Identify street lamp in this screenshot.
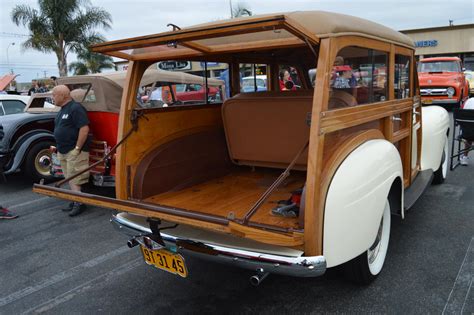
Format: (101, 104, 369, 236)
(6, 42, 15, 73)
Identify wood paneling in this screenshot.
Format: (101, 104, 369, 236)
(33, 183, 304, 247)
(320, 100, 413, 134)
(145, 168, 305, 230)
(304, 38, 331, 256)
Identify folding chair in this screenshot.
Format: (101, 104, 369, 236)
(450, 108, 474, 170)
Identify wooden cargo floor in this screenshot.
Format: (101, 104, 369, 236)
(144, 169, 306, 230)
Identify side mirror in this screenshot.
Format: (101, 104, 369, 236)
(284, 80, 294, 90)
(462, 67, 466, 72)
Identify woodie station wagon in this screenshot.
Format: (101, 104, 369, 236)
(34, 11, 450, 285)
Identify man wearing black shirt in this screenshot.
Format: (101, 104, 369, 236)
(52, 85, 90, 216)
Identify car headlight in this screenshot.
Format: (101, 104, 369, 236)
(465, 73, 472, 80)
(447, 87, 455, 96)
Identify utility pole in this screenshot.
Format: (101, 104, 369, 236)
(43, 70, 47, 78)
(229, 0, 233, 18)
(6, 42, 15, 71)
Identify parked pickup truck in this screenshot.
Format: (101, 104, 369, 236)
(34, 11, 449, 285)
(418, 56, 469, 107)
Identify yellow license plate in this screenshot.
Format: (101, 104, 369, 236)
(423, 99, 433, 104)
(140, 246, 188, 277)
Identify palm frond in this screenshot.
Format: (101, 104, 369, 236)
(11, 5, 38, 26)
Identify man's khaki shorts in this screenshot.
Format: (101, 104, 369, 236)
(57, 149, 90, 185)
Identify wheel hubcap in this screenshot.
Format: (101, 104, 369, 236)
(368, 217, 383, 264)
(35, 149, 52, 176)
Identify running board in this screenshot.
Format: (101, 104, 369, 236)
(404, 170, 433, 210)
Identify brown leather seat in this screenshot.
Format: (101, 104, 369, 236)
(222, 90, 313, 170)
(328, 89, 358, 109)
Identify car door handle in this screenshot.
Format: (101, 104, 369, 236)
(392, 116, 402, 122)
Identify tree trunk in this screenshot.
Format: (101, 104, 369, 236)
(58, 57, 68, 77)
(57, 36, 68, 77)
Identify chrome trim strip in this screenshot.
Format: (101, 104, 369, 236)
(111, 214, 326, 278)
(422, 99, 459, 104)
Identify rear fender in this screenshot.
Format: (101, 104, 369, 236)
(420, 106, 450, 172)
(323, 140, 403, 268)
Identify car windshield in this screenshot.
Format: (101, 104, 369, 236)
(417, 61, 460, 73)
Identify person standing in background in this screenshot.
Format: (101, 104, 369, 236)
(52, 85, 90, 216)
(28, 80, 38, 95)
(460, 97, 474, 165)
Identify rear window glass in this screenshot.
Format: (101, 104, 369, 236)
(329, 46, 388, 109)
(138, 61, 227, 109)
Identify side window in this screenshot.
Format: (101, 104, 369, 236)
(278, 65, 302, 91)
(66, 84, 96, 103)
(139, 61, 227, 108)
(395, 55, 411, 99)
(240, 63, 268, 93)
(2, 100, 26, 115)
(329, 46, 388, 109)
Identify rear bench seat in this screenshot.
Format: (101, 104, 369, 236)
(222, 90, 313, 170)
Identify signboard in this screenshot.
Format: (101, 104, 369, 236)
(157, 61, 191, 71)
(200, 62, 220, 68)
(414, 40, 438, 48)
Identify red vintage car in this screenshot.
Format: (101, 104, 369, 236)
(418, 57, 469, 107)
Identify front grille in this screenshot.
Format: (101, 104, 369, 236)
(420, 86, 455, 96)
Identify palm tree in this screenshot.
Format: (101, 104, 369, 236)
(230, 1, 252, 18)
(11, 0, 112, 77)
(69, 46, 115, 75)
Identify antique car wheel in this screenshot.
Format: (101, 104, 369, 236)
(24, 141, 55, 182)
(432, 136, 448, 185)
(344, 198, 391, 284)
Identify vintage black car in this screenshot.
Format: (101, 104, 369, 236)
(0, 94, 57, 181)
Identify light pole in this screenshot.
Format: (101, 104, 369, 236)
(6, 42, 15, 73)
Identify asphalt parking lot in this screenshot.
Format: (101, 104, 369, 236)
(1, 147, 473, 314)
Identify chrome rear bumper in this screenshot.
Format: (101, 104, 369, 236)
(111, 213, 326, 278)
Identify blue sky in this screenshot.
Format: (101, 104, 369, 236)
(1, 0, 473, 83)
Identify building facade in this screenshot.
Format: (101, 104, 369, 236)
(401, 24, 474, 70)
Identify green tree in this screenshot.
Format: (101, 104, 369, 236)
(231, 2, 252, 18)
(11, 0, 112, 77)
(69, 46, 115, 75)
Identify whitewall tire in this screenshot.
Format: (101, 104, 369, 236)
(344, 198, 391, 284)
(432, 135, 448, 185)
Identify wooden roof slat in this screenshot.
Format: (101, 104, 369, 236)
(283, 16, 320, 46)
(91, 16, 288, 54)
(91, 14, 320, 60)
(180, 41, 213, 53)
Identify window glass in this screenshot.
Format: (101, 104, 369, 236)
(139, 61, 227, 108)
(278, 65, 302, 91)
(395, 55, 411, 99)
(239, 64, 268, 93)
(65, 84, 96, 103)
(417, 61, 460, 73)
(329, 46, 388, 109)
(1, 100, 26, 115)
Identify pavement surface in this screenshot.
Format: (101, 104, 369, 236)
(1, 133, 473, 314)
